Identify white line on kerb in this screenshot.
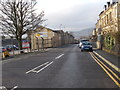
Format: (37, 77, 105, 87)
(26, 62, 49, 74)
(36, 61, 53, 73)
(55, 54, 64, 59)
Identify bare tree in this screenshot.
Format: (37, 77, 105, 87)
(0, 0, 45, 50)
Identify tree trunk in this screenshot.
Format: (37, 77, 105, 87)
(17, 38, 24, 53)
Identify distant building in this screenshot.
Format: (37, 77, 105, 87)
(29, 26, 74, 50)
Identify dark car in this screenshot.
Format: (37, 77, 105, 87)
(2, 47, 7, 52)
(78, 39, 89, 48)
(81, 42, 93, 52)
(6, 45, 19, 51)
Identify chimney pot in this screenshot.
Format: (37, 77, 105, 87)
(111, 0, 118, 4)
(104, 5, 107, 10)
(107, 2, 111, 7)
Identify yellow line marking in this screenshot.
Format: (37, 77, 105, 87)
(93, 51, 120, 73)
(91, 52, 120, 81)
(89, 52, 120, 87)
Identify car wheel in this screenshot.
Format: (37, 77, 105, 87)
(5, 55, 9, 58)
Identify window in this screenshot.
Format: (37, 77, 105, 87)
(109, 12, 112, 21)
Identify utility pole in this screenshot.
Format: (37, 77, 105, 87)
(41, 37, 44, 51)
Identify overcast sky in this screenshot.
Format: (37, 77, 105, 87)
(35, 0, 110, 31)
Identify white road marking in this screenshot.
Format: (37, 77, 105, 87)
(31, 70, 38, 73)
(11, 86, 18, 90)
(55, 54, 64, 59)
(0, 86, 18, 90)
(26, 62, 49, 74)
(0, 86, 7, 90)
(36, 61, 54, 73)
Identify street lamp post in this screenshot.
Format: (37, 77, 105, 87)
(41, 37, 44, 51)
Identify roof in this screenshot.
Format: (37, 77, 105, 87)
(52, 30, 64, 33)
(99, 2, 119, 16)
(99, 11, 104, 16)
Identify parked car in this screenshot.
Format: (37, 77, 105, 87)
(2, 47, 7, 52)
(81, 42, 93, 52)
(6, 45, 19, 51)
(0, 47, 10, 58)
(78, 39, 89, 48)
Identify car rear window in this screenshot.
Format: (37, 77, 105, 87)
(82, 43, 91, 45)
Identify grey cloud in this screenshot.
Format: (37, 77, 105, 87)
(44, 1, 106, 31)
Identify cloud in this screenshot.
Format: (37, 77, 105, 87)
(35, 0, 108, 31)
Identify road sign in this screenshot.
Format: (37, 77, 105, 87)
(22, 40, 30, 49)
(35, 32, 48, 38)
(35, 33, 41, 37)
(40, 35, 48, 37)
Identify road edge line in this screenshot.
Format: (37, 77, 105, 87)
(91, 52, 120, 81)
(93, 51, 120, 72)
(90, 52, 120, 87)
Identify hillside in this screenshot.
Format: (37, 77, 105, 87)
(71, 28, 94, 39)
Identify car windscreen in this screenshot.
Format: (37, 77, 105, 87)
(82, 43, 91, 45)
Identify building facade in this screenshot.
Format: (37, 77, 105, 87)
(30, 26, 75, 50)
(96, 1, 120, 54)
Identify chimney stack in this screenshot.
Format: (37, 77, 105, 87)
(107, 2, 111, 7)
(104, 5, 107, 10)
(111, 0, 119, 4)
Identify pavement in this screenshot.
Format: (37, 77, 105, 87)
(1, 44, 119, 89)
(94, 49, 120, 68)
(1, 48, 52, 63)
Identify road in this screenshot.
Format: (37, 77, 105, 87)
(2, 44, 119, 89)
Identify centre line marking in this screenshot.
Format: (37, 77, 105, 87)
(26, 62, 49, 74)
(11, 86, 18, 90)
(36, 61, 53, 73)
(55, 54, 64, 59)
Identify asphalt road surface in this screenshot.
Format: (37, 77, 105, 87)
(2, 44, 119, 88)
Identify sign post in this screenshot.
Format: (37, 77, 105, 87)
(35, 33, 40, 51)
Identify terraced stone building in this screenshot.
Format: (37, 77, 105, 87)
(95, 0, 120, 55)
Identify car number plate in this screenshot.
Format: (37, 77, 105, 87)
(85, 48, 89, 49)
